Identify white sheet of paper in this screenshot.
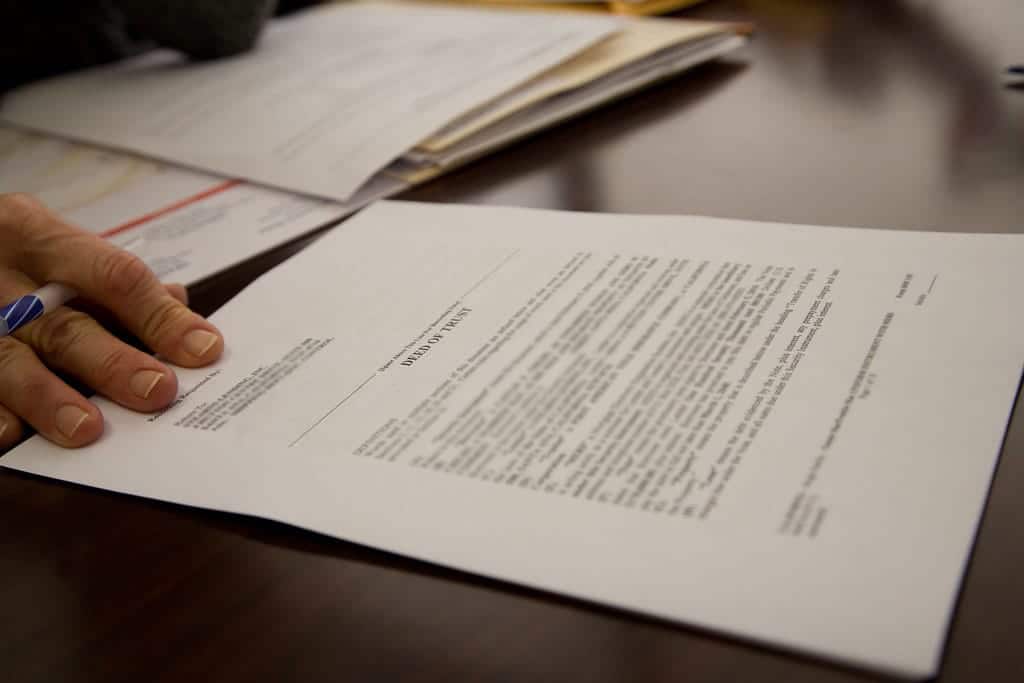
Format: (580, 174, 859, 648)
(5, 201, 1022, 678)
(0, 126, 405, 285)
(0, 3, 618, 201)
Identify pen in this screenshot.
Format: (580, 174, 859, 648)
(0, 283, 78, 338)
(1007, 65, 1024, 89)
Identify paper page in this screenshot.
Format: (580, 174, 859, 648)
(1, 3, 618, 202)
(0, 126, 405, 285)
(5, 201, 1023, 678)
(419, 17, 726, 151)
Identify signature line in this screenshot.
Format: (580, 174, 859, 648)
(460, 249, 521, 300)
(289, 372, 378, 447)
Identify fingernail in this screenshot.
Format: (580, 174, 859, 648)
(0, 418, 8, 441)
(130, 369, 165, 399)
(56, 405, 90, 439)
(183, 330, 220, 359)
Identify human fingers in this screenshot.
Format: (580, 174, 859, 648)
(166, 283, 188, 306)
(1, 269, 180, 413)
(4, 194, 223, 368)
(0, 336, 102, 448)
(0, 403, 24, 451)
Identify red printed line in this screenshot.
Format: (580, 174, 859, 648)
(100, 179, 242, 238)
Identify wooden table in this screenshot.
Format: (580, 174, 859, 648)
(3, 1, 1022, 680)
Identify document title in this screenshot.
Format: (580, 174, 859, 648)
(400, 307, 473, 367)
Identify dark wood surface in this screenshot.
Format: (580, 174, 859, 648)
(3, 1, 1022, 681)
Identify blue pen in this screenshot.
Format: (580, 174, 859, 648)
(1006, 65, 1024, 89)
(0, 283, 78, 338)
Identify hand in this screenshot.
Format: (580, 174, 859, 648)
(0, 193, 224, 451)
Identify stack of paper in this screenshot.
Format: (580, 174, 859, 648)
(402, 14, 745, 174)
(1, 2, 747, 205)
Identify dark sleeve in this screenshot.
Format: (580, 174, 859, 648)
(0, 1, 135, 92)
(115, 0, 278, 61)
(1, 0, 283, 92)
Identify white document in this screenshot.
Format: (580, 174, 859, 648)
(5, 201, 1023, 679)
(0, 126, 403, 285)
(1, 3, 618, 201)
